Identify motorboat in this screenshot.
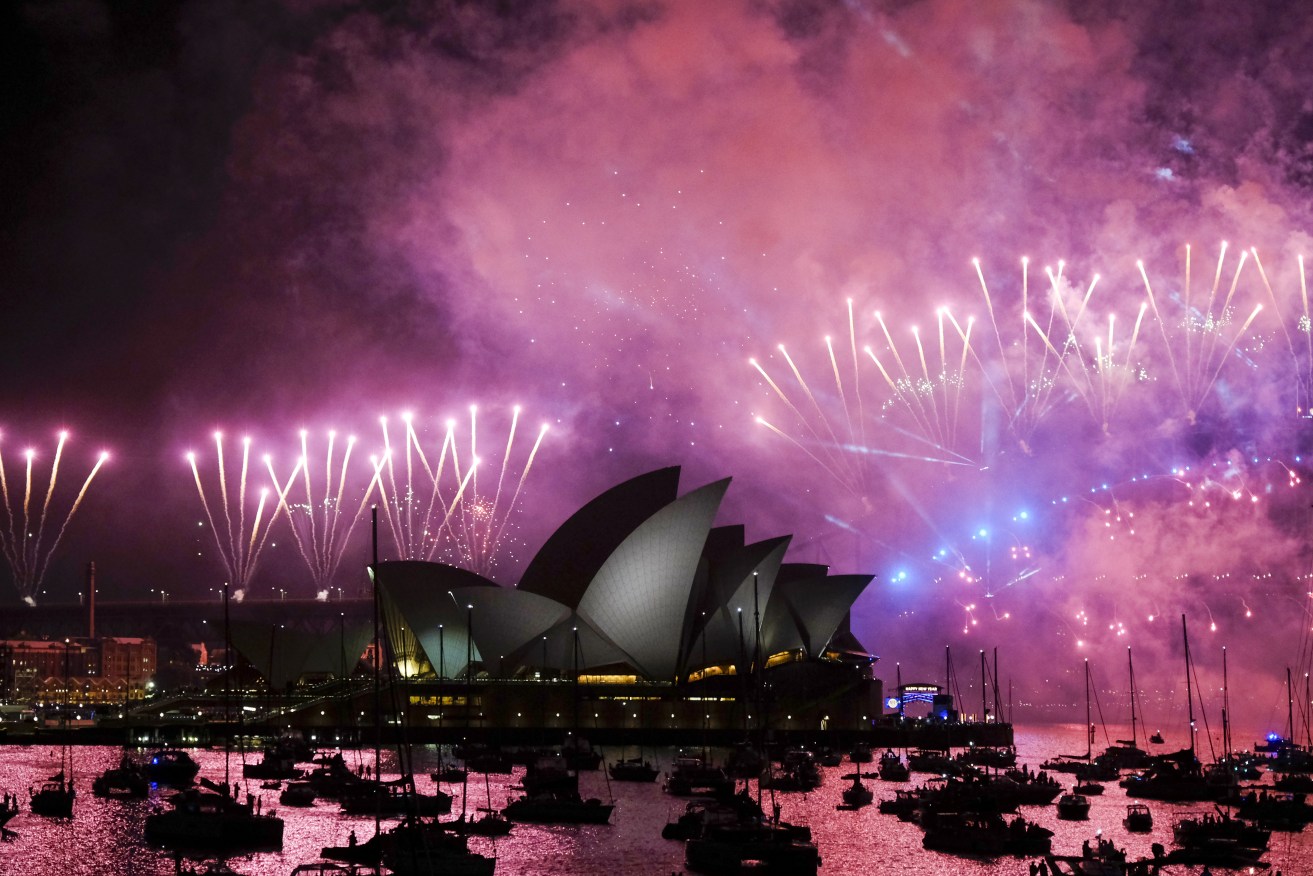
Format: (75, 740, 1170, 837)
(279, 781, 317, 807)
(608, 756, 658, 783)
(1123, 803, 1152, 832)
(143, 749, 201, 786)
(1055, 791, 1090, 820)
(144, 784, 283, 851)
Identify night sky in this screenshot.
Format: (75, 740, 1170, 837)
(5, 0, 1313, 719)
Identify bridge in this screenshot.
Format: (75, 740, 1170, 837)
(0, 597, 374, 648)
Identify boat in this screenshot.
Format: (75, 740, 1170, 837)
(956, 744, 1017, 769)
(305, 752, 368, 798)
(0, 792, 19, 832)
(848, 742, 873, 764)
(279, 781, 317, 807)
(456, 746, 514, 775)
(32, 644, 76, 818)
(560, 734, 602, 771)
(1041, 837, 1145, 876)
(289, 864, 382, 876)
(665, 753, 733, 797)
(1073, 780, 1104, 796)
(145, 582, 283, 852)
(242, 748, 303, 781)
(1123, 803, 1152, 832)
(173, 856, 246, 876)
(430, 762, 467, 784)
(502, 788, 613, 824)
(1173, 809, 1269, 851)
(661, 791, 803, 841)
(922, 812, 1051, 857)
(608, 756, 658, 783)
(145, 784, 284, 850)
(1095, 647, 1151, 771)
(324, 815, 495, 876)
(450, 808, 512, 837)
(877, 749, 909, 782)
(93, 757, 150, 798)
(908, 747, 957, 774)
(761, 748, 820, 792)
(143, 749, 202, 786)
(1235, 789, 1313, 829)
(876, 788, 920, 819)
(338, 776, 452, 817)
(685, 820, 820, 875)
(723, 742, 766, 779)
(839, 774, 873, 809)
(29, 771, 74, 818)
(1123, 618, 1215, 802)
(1120, 748, 1214, 802)
(1055, 791, 1090, 820)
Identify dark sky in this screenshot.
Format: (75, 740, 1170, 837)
(4, 0, 1313, 717)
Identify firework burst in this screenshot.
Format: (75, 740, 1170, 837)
(266, 429, 385, 594)
(374, 405, 548, 578)
(1138, 243, 1263, 425)
(187, 432, 298, 596)
(0, 430, 108, 605)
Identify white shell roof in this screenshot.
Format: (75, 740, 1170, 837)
(577, 478, 730, 681)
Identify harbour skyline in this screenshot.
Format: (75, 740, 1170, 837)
(5, 0, 1313, 705)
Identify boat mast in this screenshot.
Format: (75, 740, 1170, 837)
(1287, 667, 1295, 745)
(993, 648, 1001, 724)
(1222, 646, 1230, 761)
(1084, 659, 1092, 760)
(1182, 615, 1195, 760)
(1128, 646, 1138, 749)
(980, 650, 987, 723)
(895, 662, 903, 721)
(371, 506, 381, 838)
(223, 579, 232, 792)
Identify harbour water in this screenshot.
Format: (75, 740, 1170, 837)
(0, 723, 1305, 875)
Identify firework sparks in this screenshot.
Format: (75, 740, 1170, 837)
(266, 429, 386, 593)
(374, 405, 549, 577)
(1138, 244, 1263, 425)
(188, 432, 298, 595)
(0, 430, 108, 605)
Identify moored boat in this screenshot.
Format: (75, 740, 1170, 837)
(143, 749, 202, 786)
(144, 785, 283, 851)
(608, 756, 659, 783)
(1123, 803, 1153, 832)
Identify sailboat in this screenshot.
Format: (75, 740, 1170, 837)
(503, 628, 614, 825)
(144, 582, 284, 851)
(323, 511, 494, 875)
(1095, 646, 1151, 770)
(1040, 659, 1113, 781)
(31, 639, 75, 818)
(839, 757, 873, 809)
(1205, 646, 1258, 786)
(1122, 615, 1214, 802)
(682, 572, 819, 876)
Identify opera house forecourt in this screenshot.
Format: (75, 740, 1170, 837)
(359, 466, 886, 745)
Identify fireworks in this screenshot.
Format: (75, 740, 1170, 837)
(373, 405, 548, 578)
(266, 429, 385, 594)
(1138, 244, 1262, 425)
(187, 432, 297, 596)
(748, 246, 1313, 673)
(0, 430, 108, 605)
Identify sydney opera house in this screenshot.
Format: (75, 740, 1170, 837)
(371, 467, 879, 735)
(219, 466, 884, 742)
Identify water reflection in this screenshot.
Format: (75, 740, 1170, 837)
(0, 727, 1304, 874)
